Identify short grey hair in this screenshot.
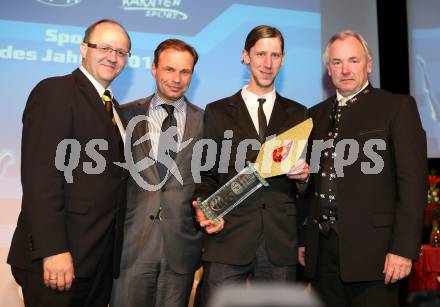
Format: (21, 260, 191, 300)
(323, 30, 372, 65)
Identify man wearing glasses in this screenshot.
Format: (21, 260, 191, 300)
(8, 19, 131, 307)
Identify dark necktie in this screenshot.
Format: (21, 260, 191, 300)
(257, 97, 267, 143)
(157, 104, 178, 181)
(102, 90, 124, 161)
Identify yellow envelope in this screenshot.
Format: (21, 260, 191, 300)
(255, 118, 313, 178)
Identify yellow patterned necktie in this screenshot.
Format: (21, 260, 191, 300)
(102, 90, 124, 161)
(102, 90, 116, 125)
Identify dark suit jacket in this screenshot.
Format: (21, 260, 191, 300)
(303, 87, 427, 282)
(8, 69, 128, 278)
(194, 90, 307, 266)
(118, 96, 203, 274)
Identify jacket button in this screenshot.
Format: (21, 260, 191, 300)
(149, 215, 155, 220)
(262, 204, 266, 209)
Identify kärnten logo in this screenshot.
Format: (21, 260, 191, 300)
(36, 0, 81, 7)
(122, 0, 188, 20)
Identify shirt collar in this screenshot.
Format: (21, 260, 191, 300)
(241, 85, 276, 106)
(79, 65, 112, 98)
(336, 81, 369, 105)
(151, 93, 186, 113)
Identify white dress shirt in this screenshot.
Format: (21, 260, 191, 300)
(147, 94, 187, 160)
(336, 81, 369, 106)
(241, 85, 276, 134)
(79, 65, 125, 144)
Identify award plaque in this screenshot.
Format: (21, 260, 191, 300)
(199, 118, 313, 224)
(199, 163, 269, 225)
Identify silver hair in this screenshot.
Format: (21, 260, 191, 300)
(323, 30, 372, 65)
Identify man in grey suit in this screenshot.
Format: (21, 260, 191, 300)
(111, 39, 203, 307)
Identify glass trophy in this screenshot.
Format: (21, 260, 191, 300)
(199, 162, 268, 225)
(198, 118, 313, 225)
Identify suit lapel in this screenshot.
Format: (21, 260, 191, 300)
(113, 99, 128, 128)
(173, 100, 201, 168)
(313, 98, 335, 140)
(266, 93, 289, 138)
(131, 97, 202, 187)
(73, 69, 110, 128)
(72, 69, 120, 157)
(226, 91, 260, 140)
(131, 97, 161, 184)
(225, 91, 294, 141)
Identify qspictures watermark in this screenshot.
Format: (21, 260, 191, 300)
(54, 115, 387, 191)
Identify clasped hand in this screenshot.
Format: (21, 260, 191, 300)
(192, 200, 224, 234)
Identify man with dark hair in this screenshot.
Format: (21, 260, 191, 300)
(8, 19, 131, 306)
(153, 38, 198, 68)
(110, 38, 203, 307)
(242, 25, 284, 63)
(193, 25, 309, 306)
(301, 30, 427, 307)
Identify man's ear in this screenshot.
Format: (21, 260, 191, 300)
(242, 49, 250, 64)
(80, 42, 87, 59)
(151, 63, 157, 79)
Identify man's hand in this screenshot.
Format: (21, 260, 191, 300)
(192, 200, 224, 234)
(287, 159, 309, 182)
(43, 252, 75, 291)
(383, 253, 412, 284)
(298, 246, 305, 266)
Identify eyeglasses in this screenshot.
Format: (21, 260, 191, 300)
(84, 42, 131, 58)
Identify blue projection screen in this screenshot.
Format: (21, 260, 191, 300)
(0, 1, 321, 305)
(0, 0, 322, 198)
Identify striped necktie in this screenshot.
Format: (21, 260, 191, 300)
(102, 90, 116, 125)
(102, 90, 124, 161)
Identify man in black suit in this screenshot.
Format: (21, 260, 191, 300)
(7, 19, 131, 307)
(193, 25, 310, 306)
(301, 30, 427, 307)
(110, 39, 204, 307)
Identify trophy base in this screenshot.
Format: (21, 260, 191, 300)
(199, 162, 268, 225)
